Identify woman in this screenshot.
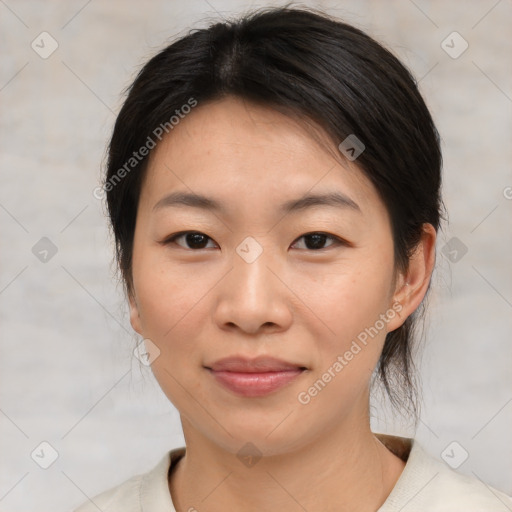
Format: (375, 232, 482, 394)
(75, 5, 511, 511)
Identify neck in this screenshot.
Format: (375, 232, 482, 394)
(169, 416, 406, 512)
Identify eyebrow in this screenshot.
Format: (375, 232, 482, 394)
(152, 190, 361, 215)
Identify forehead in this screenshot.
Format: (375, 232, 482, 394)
(139, 97, 384, 219)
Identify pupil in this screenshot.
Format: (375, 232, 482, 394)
(306, 234, 325, 250)
(188, 233, 208, 249)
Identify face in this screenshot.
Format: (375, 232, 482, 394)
(128, 97, 410, 456)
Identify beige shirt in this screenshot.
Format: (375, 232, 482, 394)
(74, 434, 512, 511)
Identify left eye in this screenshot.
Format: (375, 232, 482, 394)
(291, 232, 343, 251)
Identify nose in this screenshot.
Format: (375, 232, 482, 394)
(213, 244, 293, 336)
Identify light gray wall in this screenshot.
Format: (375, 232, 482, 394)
(0, 1, 510, 510)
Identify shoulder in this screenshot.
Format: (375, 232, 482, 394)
(430, 461, 512, 509)
(379, 437, 512, 512)
(73, 448, 184, 512)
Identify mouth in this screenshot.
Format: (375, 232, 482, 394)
(204, 356, 307, 397)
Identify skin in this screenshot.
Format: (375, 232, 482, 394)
(128, 96, 437, 512)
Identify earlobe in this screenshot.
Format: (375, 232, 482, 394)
(386, 224, 437, 332)
(128, 292, 143, 336)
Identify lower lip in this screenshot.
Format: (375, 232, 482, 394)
(208, 369, 304, 397)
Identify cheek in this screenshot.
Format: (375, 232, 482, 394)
(131, 248, 214, 370)
(133, 242, 210, 333)
(136, 274, 198, 338)
(302, 258, 395, 347)
(296, 252, 395, 392)
(133, 260, 213, 405)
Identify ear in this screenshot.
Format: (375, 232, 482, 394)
(386, 223, 437, 332)
(128, 290, 143, 336)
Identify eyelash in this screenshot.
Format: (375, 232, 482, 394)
(160, 231, 348, 251)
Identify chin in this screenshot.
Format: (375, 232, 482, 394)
(201, 414, 317, 459)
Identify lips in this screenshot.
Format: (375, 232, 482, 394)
(206, 356, 307, 373)
(205, 356, 307, 397)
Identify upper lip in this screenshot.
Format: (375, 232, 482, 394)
(206, 356, 307, 373)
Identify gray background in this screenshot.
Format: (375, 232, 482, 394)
(0, 1, 511, 510)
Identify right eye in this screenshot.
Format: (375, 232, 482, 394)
(160, 231, 218, 250)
